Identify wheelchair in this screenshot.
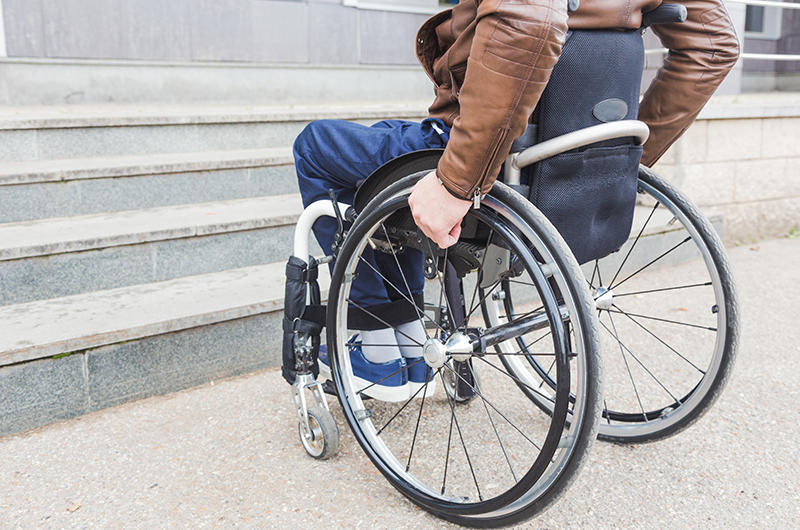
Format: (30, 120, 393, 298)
(283, 7, 739, 528)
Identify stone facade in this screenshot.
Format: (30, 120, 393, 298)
(653, 95, 800, 243)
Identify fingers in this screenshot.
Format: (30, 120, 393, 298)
(437, 223, 462, 249)
(408, 171, 471, 249)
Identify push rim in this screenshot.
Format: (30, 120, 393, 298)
(327, 179, 598, 523)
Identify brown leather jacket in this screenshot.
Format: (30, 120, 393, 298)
(415, 0, 740, 201)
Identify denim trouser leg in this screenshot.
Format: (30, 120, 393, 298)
(294, 118, 449, 310)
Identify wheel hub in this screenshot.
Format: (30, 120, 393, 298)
(423, 338, 448, 369)
(593, 286, 615, 310)
(445, 333, 473, 362)
(423, 332, 476, 368)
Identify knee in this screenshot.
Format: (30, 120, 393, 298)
(293, 119, 337, 160)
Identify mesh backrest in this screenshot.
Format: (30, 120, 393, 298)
(525, 30, 645, 264)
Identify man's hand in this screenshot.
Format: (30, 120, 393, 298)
(409, 170, 472, 248)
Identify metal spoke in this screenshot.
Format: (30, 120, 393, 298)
(609, 201, 661, 287)
(610, 236, 693, 291)
(589, 259, 600, 290)
(604, 307, 717, 332)
(443, 362, 542, 451)
(614, 282, 712, 298)
(605, 312, 648, 421)
(345, 298, 427, 346)
(440, 374, 455, 496)
(466, 229, 495, 328)
(478, 350, 559, 356)
(497, 303, 546, 322)
(505, 278, 542, 289)
(460, 274, 509, 331)
(596, 257, 604, 288)
(611, 304, 707, 374)
(405, 364, 434, 472)
(539, 357, 557, 388)
(475, 356, 557, 408)
(376, 360, 438, 436)
(480, 386, 518, 484)
(424, 239, 458, 338)
(438, 367, 483, 501)
(356, 252, 442, 334)
(600, 314, 682, 406)
(379, 222, 431, 336)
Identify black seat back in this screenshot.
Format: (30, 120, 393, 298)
(524, 29, 645, 264)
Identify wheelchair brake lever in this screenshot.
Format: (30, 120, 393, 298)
(328, 189, 346, 256)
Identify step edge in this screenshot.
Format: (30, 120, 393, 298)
(0, 147, 295, 186)
(0, 102, 430, 131)
(0, 261, 331, 366)
(0, 195, 304, 261)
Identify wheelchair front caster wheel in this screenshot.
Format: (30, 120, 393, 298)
(299, 406, 339, 460)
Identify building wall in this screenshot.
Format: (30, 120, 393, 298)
(0, 0, 429, 66)
(653, 98, 800, 244)
(776, 0, 800, 73)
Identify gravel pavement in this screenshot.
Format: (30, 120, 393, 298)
(2, 236, 798, 530)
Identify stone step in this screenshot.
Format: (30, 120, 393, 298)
(0, 147, 296, 223)
(0, 261, 329, 368)
(0, 101, 429, 162)
(0, 195, 321, 306)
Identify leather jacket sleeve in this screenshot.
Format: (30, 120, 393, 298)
(639, 0, 740, 166)
(435, 0, 569, 201)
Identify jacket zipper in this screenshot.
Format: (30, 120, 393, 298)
(473, 128, 509, 209)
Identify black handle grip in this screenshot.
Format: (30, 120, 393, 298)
(641, 3, 688, 28)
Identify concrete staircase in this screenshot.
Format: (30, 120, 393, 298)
(0, 102, 428, 436)
(0, 102, 727, 438)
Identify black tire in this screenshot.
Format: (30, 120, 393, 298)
(491, 166, 739, 444)
(299, 406, 340, 460)
(326, 173, 602, 527)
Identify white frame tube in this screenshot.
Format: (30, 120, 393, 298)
(293, 200, 351, 261)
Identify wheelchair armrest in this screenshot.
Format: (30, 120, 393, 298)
(510, 120, 649, 172)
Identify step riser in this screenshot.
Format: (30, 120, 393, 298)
(0, 165, 298, 223)
(0, 226, 321, 306)
(0, 117, 419, 162)
(0, 311, 281, 438)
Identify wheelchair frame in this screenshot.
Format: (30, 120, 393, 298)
(289, 119, 649, 442)
(285, 116, 738, 525)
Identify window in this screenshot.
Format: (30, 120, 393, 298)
(744, 3, 783, 39)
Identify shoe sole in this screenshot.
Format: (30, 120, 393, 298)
(409, 380, 436, 399)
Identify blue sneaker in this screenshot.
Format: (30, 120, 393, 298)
(405, 357, 436, 398)
(317, 336, 409, 402)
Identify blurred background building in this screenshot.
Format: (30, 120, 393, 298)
(0, 0, 798, 105)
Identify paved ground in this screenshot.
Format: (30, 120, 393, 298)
(1, 236, 798, 530)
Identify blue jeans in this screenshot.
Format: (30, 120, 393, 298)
(294, 118, 450, 309)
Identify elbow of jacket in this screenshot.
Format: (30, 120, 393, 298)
(715, 18, 742, 71)
(726, 41, 741, 69)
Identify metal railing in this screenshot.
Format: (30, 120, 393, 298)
(645, 0, 800, 62)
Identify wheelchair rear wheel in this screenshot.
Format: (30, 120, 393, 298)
(326, 175, 602, 527)
(486, 166, 739, 444)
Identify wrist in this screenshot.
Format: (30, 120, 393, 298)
(435, 168, 473, 203)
